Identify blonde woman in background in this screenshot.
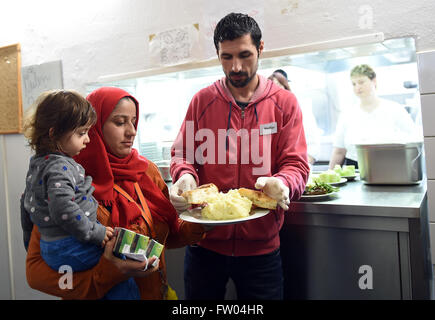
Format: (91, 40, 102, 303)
(329, 64, 421, 169)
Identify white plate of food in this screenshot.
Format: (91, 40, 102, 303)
(328, 178, 347, 186)
(341, 174, 358, 181)
(300, 181, 339, 201)
(179, 208, 271, 226)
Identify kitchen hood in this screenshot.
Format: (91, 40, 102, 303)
(260, 37, 416, 74)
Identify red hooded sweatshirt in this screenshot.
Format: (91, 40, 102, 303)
(170, 75, 309, 256)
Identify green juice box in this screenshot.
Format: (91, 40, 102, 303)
(132, 234, 150, 254)
(113, 227, 136, 255)
(145, 239, 164, 267)
(112, 227, 164, 265)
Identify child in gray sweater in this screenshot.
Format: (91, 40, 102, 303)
(20, 90, 139, 299)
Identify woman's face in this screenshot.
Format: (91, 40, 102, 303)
(351, 75, 376, 99)
(102, 98, 137, 158)
(271, 73, 290, 91)
(272, 77, 285, 89)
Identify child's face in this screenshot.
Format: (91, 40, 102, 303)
(58, 126, 91, 157)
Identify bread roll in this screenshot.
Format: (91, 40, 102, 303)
(237, 188, 277, 210)
(181, 183, 219, 204)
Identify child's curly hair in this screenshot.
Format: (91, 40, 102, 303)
(23, 90, 96, 155)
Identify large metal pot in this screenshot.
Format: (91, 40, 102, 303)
(355, 142, 423, 185)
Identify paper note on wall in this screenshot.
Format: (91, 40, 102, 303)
(21, 60, 64, 112)
(149, 24, 200, 67)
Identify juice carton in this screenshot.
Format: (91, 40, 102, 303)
(113, 227, 136, 255)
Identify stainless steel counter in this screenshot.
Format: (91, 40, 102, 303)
(290, 178, 427, 218)
(165, 177, 432, 299)
(281, 177, 432, 299)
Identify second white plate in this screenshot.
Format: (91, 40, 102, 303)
(300, 191, 337, 200)
(328, 177, 347, 186)
(341, 174, 358, 181)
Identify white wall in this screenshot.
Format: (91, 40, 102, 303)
(0, 137, 13, 299)
(2, 0, 435, 94)
(1, 0, 435, 299)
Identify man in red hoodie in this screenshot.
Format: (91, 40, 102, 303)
(169, 12, 309, 300)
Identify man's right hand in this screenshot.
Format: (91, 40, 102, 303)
(169, 173, 197, 213)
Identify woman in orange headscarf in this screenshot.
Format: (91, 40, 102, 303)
(25, 87, 206, 299)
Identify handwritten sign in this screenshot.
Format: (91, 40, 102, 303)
(149, 24, 200, 67)
(21, 60, 64, 112)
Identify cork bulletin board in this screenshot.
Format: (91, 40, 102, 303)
(0, 43, 22, 134)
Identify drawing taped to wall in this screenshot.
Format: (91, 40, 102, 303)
(149, 24, 200, 67)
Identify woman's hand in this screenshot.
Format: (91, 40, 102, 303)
(103, 237, 159, 278)
(329, 147, 347, 169)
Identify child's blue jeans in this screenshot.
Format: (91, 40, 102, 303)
(40, 236, 140, 300)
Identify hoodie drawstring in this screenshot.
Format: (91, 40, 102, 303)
(226, 101, 233, 150)
(254, 103, 259, 123)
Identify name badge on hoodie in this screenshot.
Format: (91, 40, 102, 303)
(260, 122, 277, 135)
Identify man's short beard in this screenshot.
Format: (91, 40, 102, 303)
(224, 53, 259, 88)
(227, 72, 256, 88)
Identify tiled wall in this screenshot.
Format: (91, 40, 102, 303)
(418, 50, 435, 262)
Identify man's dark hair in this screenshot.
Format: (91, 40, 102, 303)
(213, 13, 262, 52)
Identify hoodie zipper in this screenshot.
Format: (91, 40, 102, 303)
(238, 106, 246, 188)
(233, 105, 247, 256)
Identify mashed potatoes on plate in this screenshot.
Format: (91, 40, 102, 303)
(201, 189, 252, 220)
